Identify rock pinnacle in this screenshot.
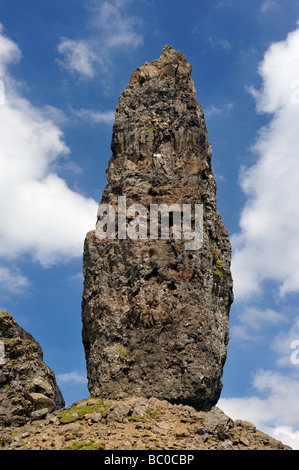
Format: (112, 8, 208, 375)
(81, 46, 233, 411)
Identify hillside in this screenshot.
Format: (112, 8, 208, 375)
(0, 395, 292, 451)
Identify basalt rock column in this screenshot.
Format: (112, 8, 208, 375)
(81, 45, 233, 411)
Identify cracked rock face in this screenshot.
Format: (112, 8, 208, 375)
(0, 311, 65, 427)
(81, 45, 233, 411)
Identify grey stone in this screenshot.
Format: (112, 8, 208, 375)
(89, 412, 103, 423)
(59, 422, 81, 433)
(106, 402, 131, 422)
(131, 406, 148, 418)
(196, 426, 206, 435)
(30, 408, 49, 420)
(221, 439, 233, 450)
(26, 392, 55, 411)
(96, 426, 110, 438)
(204, 406, 234, 440)
(239, 436, 250, 447)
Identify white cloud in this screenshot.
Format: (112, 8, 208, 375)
(0, 265, 30, 295)
(271, 426, 299, 449)
(219, 369, 299, 449)
(93, 0, 143, 49)
(57, 0, 143, 79)
(74, 108, 115, 124)
(0, 174, 97, 267)
(204, 102, 234, 118)
(57, 370, 87, 385)
(232, 24, 299, 300)
(0, 24, 21, 77)
(67, 272, 84, 283)
(214, 0, 233, 9)
(208, 36, 232, 51)
(272, 315, 299, 367)
(260, 0, 279, 14)
(231, 306, 286, 341)
(57, 39, 103, 79)
(225, 27, 299, 450)
(0, 28, 97, 273)
(40, 105, 69, 127)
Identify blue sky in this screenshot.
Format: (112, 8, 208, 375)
(1, 0, 299, 448)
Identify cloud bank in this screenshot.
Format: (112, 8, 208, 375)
(224, 22, 299, 451)
(232, 23, 299, 300)
(0, 25, 97, 292)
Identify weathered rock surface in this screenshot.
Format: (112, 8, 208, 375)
(0, 311, 65, 427)
(0, 397, 292, 450)
(81, 45, 234, 410)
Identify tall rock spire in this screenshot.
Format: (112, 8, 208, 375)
(81, 46, 234, 411)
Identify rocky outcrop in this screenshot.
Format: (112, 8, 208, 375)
(81, 45, 234, 410)
(0, 396, 292, 450)
(0, 311, 65, 427)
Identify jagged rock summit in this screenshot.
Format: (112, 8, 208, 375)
(81, 45, 234, 411)
(0, 311, 64, 427)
